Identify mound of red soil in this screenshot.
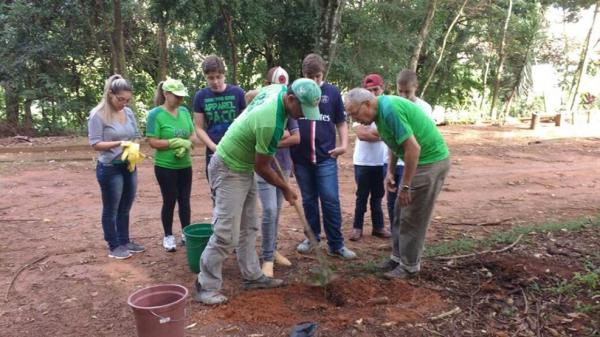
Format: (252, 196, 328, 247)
(194, 277, 447, 328)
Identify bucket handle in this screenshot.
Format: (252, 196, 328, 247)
(149, 308, 186, 324)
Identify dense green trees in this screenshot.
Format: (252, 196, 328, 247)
(0, 0, 597, 135)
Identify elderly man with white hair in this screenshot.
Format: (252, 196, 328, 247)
(344, 88, 450, 279)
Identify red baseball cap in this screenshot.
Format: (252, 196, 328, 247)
(362, 73, 384, 89)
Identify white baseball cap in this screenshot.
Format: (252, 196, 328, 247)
(267, 66, 289, 85)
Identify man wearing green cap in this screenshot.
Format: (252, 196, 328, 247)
(195, 78, 322, 305)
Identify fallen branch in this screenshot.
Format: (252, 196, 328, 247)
(520, 286, 529, 315)
(433, 234, 524, 261)
(444, 218, 513, 227)
(13, 135, 32, 143)
(5, 254, 49, 302)
(430, 306, 462, 321)
(421, 326, 444, 336)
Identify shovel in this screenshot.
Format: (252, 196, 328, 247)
(272, 158, 335, 286)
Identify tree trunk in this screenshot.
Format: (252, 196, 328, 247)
(567, 0, 599, 124)
(112, 0, 127, 76)
(500, 36, 534, 125)
(157, 21, 168, 82)
(421, 0, 468, 97)
(479, 58, 490, 115)
(264, 43, 275, 69)
(220, 5, 238, 85)
(489, 0, 513, 123)
(23, 100, 34, 135)
(3, 82, 19, 131)
(315, 0, 345, 80)
(408, 0, 438, 71)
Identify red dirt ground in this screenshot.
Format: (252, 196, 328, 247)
(1, 123, 599, 336)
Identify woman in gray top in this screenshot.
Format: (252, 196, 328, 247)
(88, 74, 145, 259)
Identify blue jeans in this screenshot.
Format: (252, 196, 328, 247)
(353, 165, 385, 231)
(96, 162, 137, 250)
(384, 164, 404, 228)
(294, 158, 344, 251)
(256, 170, 289, 262)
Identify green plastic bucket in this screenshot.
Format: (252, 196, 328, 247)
(183, 223, 213, 273)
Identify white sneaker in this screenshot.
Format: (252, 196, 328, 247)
(181, 233, 186, 245)
(163, 235, 176, 252)
(296, 239, 318, 254)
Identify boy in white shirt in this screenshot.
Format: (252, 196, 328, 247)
(350, 74, 392, 241)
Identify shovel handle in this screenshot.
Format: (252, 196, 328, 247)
(272, 158, 320, 248)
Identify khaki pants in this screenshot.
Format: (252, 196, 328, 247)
(391, 158, 450, 273)
(198, 154, 263, 291)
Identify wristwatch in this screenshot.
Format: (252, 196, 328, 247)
(400, 184, 411, 192)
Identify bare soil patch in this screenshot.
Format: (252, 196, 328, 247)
(1, 123, 599, 336)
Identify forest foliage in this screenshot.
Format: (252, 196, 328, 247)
(0, 0, 598, 135)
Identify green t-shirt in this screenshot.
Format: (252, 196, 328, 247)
(146, 106, 195, 169)
(216, 84, 287, 172)
(375, 95, 449, 165)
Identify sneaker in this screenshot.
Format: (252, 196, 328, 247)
(327, 246, 357, 260)
(108, 245, 132, 260)
(383, 266, 416, 280)
(194, 284, 228, 305)
(125, 241, 145, 253)
(163, 235, 176, 252)
(378, 259, 399, 272)
(296, 239, 318, 254)
(242, 275, 285, 290)
(181, 233, 186, 245)
(349, 228, 362, 241)
(372, 228, 392, 238)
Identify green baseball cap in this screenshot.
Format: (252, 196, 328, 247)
(162, 78, 188, 97)
(291, 78, 321, 120)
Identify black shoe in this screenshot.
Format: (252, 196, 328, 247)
(243, 275, 285, 290)
(378, 259, 399, 272)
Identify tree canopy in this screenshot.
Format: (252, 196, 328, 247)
(0, 0, 598, 135)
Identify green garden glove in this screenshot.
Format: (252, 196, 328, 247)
(174, 146, 188, 158)
(168, 138, 192, 150)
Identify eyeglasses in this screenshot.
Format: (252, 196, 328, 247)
(353, 102, 366, 117)
(366, 86, 381, 93)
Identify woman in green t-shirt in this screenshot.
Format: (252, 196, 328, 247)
(146, 78, 196, 252)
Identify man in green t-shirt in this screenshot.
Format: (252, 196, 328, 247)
(195, 78, 322, 305)
(344, 88, 450, 279)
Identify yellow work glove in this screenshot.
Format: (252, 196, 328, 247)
(121, 142, 145, 172)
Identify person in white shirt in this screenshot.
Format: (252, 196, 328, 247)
(385, 69, 434, 225)
(350, 74, 392, 241)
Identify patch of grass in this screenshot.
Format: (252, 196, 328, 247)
(347, 259, 380, 274)
(424, 215, 599, 258)
(424, 238, 478, 258)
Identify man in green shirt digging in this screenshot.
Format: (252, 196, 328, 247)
(344, 88, 450, 279)
(195, 79, 322, 305)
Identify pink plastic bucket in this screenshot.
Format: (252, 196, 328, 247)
(127, 284, 188, 337)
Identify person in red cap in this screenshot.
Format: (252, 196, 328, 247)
(349, 74, 392, 241)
